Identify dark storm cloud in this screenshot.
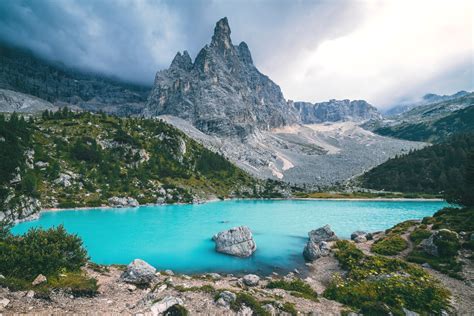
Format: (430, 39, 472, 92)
(0, 0, 472, 107)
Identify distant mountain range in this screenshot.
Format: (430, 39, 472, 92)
(371, 92, 474, 143)
(384, 91, 470, 116)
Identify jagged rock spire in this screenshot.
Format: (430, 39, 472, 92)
(238, 42, 253, 65)
(211, 17, 232, 51)
(170, 50, 193, 70)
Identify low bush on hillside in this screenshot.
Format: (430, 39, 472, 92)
(371, 235, 408, 256)
(409, 228, 432, 245)
(267, 279, 318, 301)
(324, 240, 451, 315)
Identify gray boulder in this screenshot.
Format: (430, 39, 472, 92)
(308, 225, 338, 243)
(213, 226, 257, 257)
(351, 231, 372, 243)
(216, 290, 237, 308)
(303, 240, 331, 261)
(420, 229, 459, 257)
(108, 196, 139, 208)
(242, 274, 260, 286)
(120, 259, 156, 285)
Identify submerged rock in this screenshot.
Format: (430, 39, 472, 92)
(108, 196, 139, 208)
(212, 226, 257, 257)
(120, 259, 156, 285)
(308, 225, 338, 243)
(303, 240, 331, 261)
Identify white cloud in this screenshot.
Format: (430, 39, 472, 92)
(264, 0, 473, 107)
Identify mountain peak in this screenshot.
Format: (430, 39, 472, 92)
(170, 50, 193, 70)
(211, 17, 232, 50)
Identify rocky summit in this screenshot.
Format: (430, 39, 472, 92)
(144, 17, 298, 138)
(293, 99, 382, 124)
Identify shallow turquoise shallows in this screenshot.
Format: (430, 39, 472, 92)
(12, 200, 447, 274)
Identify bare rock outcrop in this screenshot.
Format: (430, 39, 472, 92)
(212, 226, 257, 257)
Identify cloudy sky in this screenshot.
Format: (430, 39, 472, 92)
(0, 0, 472, 108)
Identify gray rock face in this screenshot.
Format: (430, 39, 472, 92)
(303, 225, 338, 261)
(293, 99, 382, 124)
(242, 274, 260, 286)
(303, 240, 330, 261)
(145, 17, 298, 138)
(216, 290, 237, 308)
(120, 259, 156, 285)
(108, 196, 139, 208)
(308, 225, 338, 243)
(0, 89, 56, 113)
(351, 231, 372, 243)
(212, 226, 257, 257)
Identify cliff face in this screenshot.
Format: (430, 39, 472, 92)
(293, 99, 382, 124)
(145, 18, 298, 138)
(0, 43, 150, 116)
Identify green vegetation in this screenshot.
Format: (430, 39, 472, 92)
(266, 279, 318, 301)
(360, 133, 474, 194)
(371, 221, 414, 255)
(163, 304, 189, 316)
(324, 240, 451, 315)
(1, 110, 285, 220)
(371, 235, 408, 256)
(0, 222, 97, 296)
(375, 104, 474, 143)
(406, 208, 470, 278)
(229, 292, 269, 316)
(409, 228, 432, 245)
(294, 191, 441, 199)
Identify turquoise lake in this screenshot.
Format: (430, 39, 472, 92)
(12, 200, 447, 274)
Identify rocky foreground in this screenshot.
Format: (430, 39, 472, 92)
(1, 223, 472, 315)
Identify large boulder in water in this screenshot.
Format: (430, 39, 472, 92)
(120, 259, 156, 285)
(212, 226, 257, 257)
(308, 225, 338, 243)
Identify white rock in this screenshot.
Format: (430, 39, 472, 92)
(213, 226, 257, 257)
(150, 296, 184, 315)
(120, 259, 156, 285)
(32, 274, 47, 286)
(242, 274, 260, 286)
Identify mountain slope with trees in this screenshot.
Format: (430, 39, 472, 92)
(359, 133, 474, 194)
(0, 110, 286, 222)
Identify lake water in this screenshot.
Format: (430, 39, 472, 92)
(12, 200, 447, 274)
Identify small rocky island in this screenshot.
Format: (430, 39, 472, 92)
(212, 226, 257, 257)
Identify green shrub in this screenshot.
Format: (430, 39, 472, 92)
(325, 241, 451, 314)
(430, 207, 474, 232)
(48, 272, 98, 297)
(230, 292, 269, 316)
(266, 279, 318, 301)
(0, 224, 88, 280)
(409, 228, 432, 245)
(280, 302, 298, 316)
(434, 230, 461, 257)
(164, 304, 189, 316)
(406, 249, 462, 279)
(371, 235, 408, 255)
